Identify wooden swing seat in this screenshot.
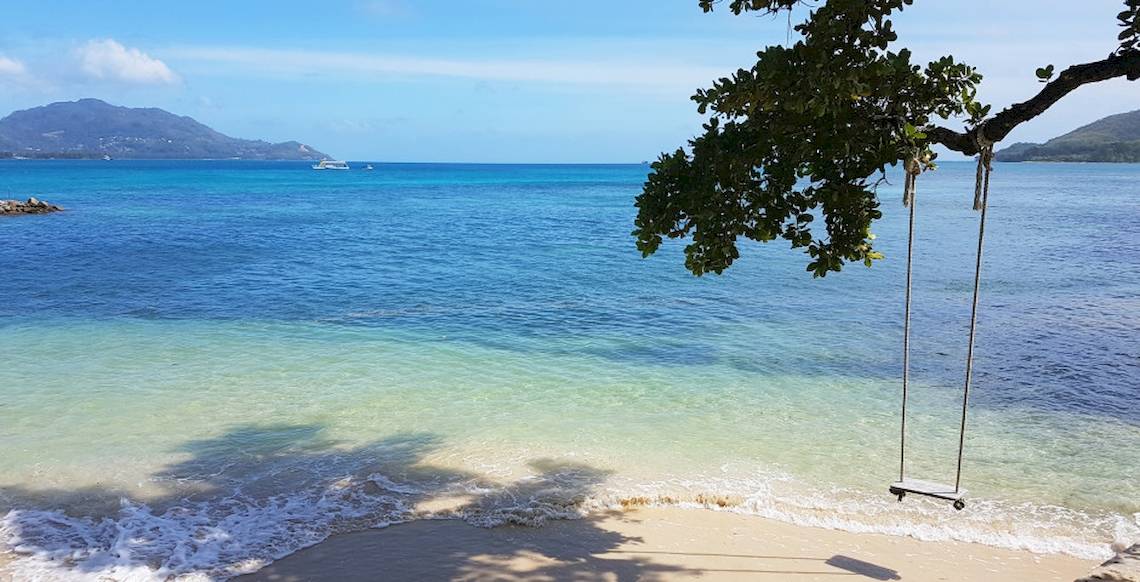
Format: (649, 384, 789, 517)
(889, 478, 966, 504)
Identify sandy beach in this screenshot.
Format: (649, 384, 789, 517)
(240, 507, 1095, 581)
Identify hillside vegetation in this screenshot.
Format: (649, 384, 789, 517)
(0, 99, 328, 160)
(996, 109, 1140, 162)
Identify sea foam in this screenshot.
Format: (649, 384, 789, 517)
(2, 468, 1134, 580)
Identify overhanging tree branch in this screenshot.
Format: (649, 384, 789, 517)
(928, 51, 1140, 155)
(636, 0, 1140, 277)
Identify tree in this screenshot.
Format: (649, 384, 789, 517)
(634, 0, 1140, 277)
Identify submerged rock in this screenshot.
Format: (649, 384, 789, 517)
(0, 197, 63, 215)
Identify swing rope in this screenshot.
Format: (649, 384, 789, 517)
(956, 132, 993, 492)
(898, 155, 921, 483)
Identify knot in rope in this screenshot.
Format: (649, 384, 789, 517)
(902, 155, 922, 208)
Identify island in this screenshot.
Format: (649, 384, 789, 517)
(0, 99, 329, 160)
(995, 109, 1140, 163)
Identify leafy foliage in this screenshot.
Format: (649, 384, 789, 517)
(635, 0, 1137, 277)
(1118, 0, 1140, 55)
(696, 0, 802, 15)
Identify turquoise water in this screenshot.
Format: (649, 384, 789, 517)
(0, 160, 1137, 579)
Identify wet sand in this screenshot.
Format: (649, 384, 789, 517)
(240, 507, 1096, 581)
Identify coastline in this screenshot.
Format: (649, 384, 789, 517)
(0, 473, 1122, 580)
(239, 507, 1095, 581)
(2, 161, 1136, 580)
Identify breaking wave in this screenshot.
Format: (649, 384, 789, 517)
(3, 466, 1134, 581)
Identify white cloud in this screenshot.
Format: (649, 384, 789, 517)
(0, 55, 27, 76)
(168, 46, 723, 91)
(76, 39, 178, 85)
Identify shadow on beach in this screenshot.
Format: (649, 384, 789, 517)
(0, 423, 688, 580)
(238, 519, 905, 582)
(0, 424, 1010, 581)
(0, 423, 912, 581)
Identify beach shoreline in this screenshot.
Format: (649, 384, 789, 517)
(0, 502, 1103, 580)
(2, 161, 1136, 580)
(0, 485, 1116, 581)
(236, 506, 1095, 581)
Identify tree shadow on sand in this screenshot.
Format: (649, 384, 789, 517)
(0, 423, 684, 580)
(2, 424, 904, 581)
(234, 455, 693, 582)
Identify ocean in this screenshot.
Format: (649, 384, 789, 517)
(0, 160, 1137, 580)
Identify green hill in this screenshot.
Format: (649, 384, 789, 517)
(995, 109, 1140, 162)
(0, 99, 329, 160)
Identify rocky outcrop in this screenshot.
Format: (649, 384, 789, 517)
(0, 197, 63, 215)
(1076, 544, 1140, 581)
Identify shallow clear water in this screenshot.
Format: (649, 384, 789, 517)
(0, 160, 1137, 579)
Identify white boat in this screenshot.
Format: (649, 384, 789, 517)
(312, 160, 350, 170)
(103, 154, 112, 161)
(365, 164, 374, 171)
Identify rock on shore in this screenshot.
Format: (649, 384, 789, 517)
(0, 197, 62, 215)
(1076, 544, 1140, 581)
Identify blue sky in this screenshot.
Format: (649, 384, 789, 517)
(0, 0, 1135, 162)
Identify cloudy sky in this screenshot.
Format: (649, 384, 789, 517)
(0, 0, 1135, 162)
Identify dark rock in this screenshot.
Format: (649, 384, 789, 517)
(0, 197, 63, 215)
(1075, 544, 1140, 581)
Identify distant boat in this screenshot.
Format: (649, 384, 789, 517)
(312, 160, 349, 170)
(103, 154, 112, 161)
(365, 164, 374, 171)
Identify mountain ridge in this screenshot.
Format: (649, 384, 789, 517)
(995, 109, 1140, 163)
(0, 99, 330, 160)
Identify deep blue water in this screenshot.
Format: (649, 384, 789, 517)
(2, 160, 1137, 421)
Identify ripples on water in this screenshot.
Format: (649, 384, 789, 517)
(0, 160, 1137, 579)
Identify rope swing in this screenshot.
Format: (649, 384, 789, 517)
(890, 133, 993, 511)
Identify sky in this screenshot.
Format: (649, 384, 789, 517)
(0, 0, 1135, 162)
